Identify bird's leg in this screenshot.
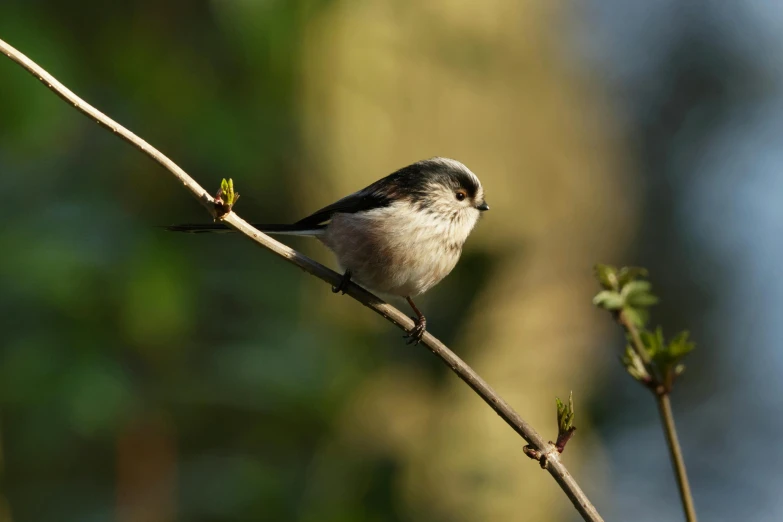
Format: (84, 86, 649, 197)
(404, 296, 427, 345)
(332, 269, 352, 294)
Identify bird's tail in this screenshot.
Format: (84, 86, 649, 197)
(164, 223, 326, 236)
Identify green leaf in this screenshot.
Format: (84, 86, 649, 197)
(668, 330, 695, 358)
(593, 290, 624, 310)
(556, 391, 575, 433)
(639, 326, 665, 357)
(594, 264, 619, 290)
(621, 280, 650, 298)
(626, 291, 659, 308)
(621, 306, 649, 328)
(216, 178, 239, 208)
(621, 345, 650, 382)
(622, 280, 658, 309)
(643, 329, 695, 391)
(617, 266, 649, 287)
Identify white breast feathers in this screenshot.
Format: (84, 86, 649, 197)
(321, 200, 480, 297)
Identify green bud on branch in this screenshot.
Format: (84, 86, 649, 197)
(555, 391, 576, 453)
(593, 265, 695, 393)
(215, 178, 240, 218)
(621, 345, 651, 384)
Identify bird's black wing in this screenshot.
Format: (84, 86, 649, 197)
(293, 184, 394, 228)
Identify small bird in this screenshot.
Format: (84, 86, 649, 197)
(167, 157, 489, 343)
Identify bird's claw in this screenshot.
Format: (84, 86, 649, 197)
(404, 315, 427, 345)
(332, 270, 352, 294)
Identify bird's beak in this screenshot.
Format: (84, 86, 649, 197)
(476, 202, 490, 211)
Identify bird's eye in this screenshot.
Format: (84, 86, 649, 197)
(455, 190, 467, 201)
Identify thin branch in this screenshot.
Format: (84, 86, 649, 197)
(1, 38, 603, 522)
(617, 310, 652, 366)
(619, 313, 697, 522)
(657, 394, 698, 522)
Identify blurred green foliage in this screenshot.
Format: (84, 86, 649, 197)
(0, 2, 502, 521)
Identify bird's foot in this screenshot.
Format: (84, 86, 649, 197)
(332, 270, 352, 294)
(404, 315, 427, 345)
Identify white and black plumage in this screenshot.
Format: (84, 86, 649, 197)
(167, 157, 489, 343)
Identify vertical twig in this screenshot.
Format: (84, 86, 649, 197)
(619, 313, 697, 522)
(657, 394, 698, 522)
(619, 310, 652, 366)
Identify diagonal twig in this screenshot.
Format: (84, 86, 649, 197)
(0, 37, 603, 522)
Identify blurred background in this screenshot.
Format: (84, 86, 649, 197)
(1, 1, 782, 521)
